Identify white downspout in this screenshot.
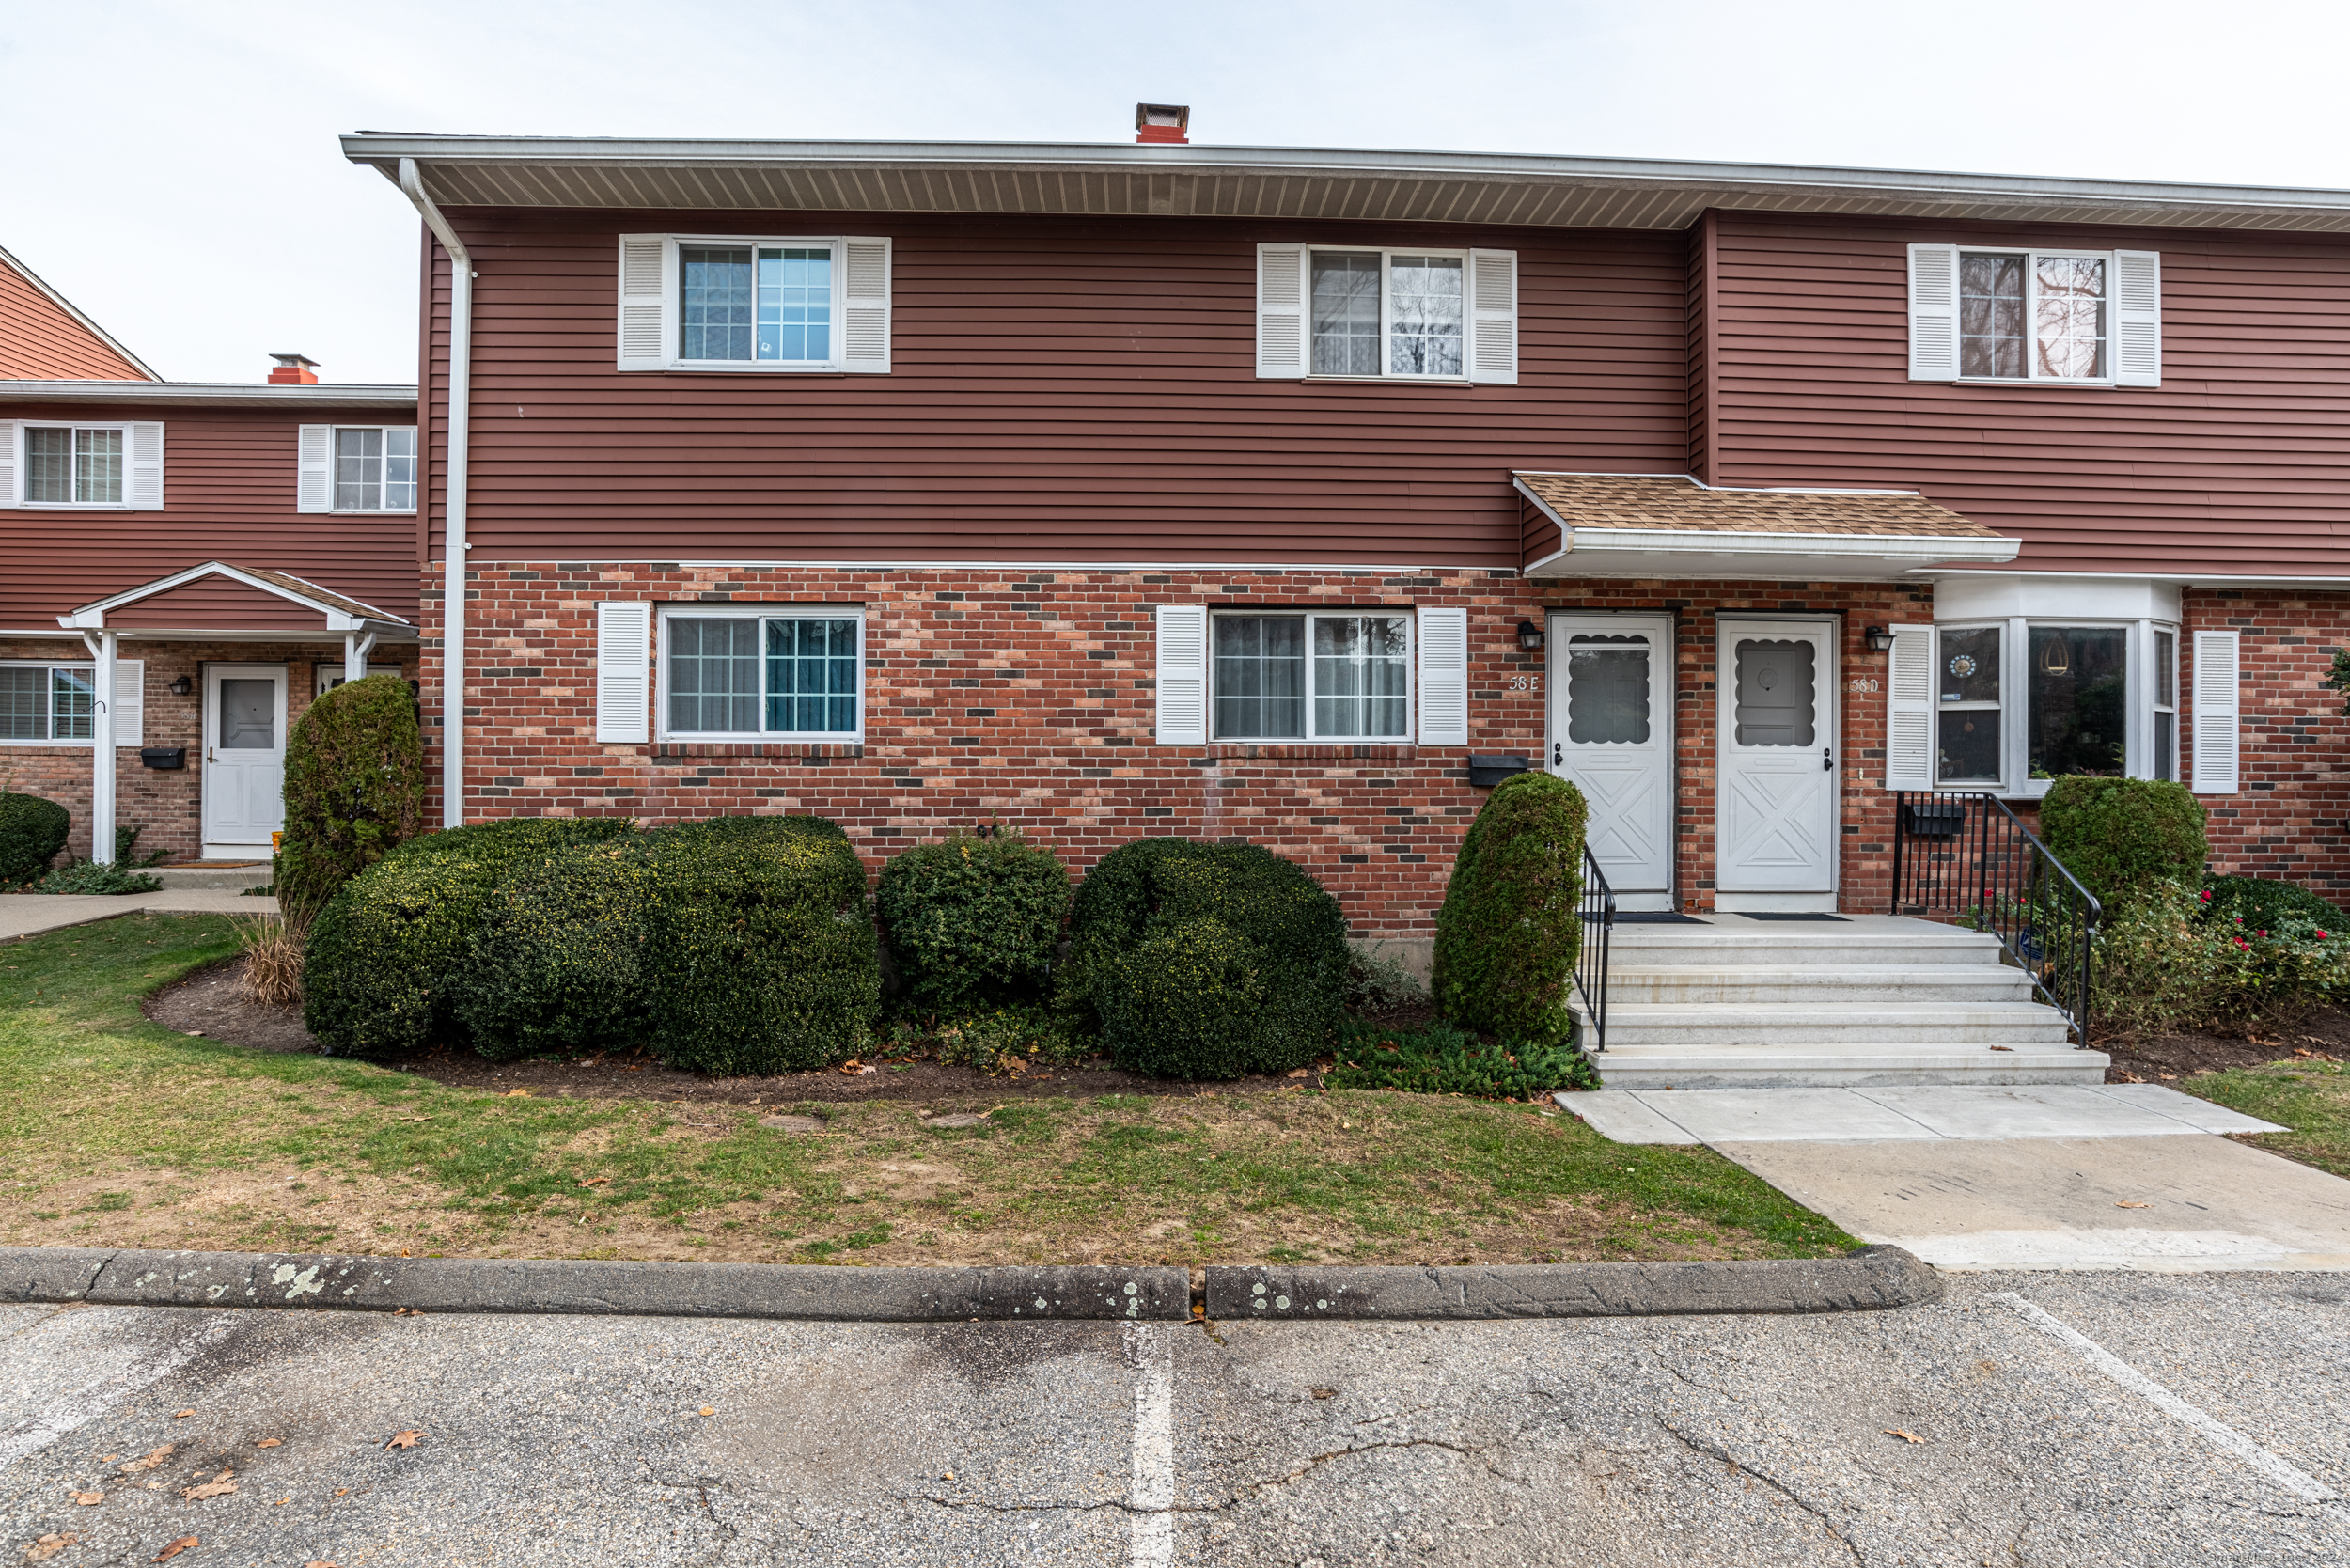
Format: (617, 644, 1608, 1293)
(397, 157, 473, 830)
(80, 630, 118, 864)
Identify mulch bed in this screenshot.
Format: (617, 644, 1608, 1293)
(144, 955, 1325, 1105)
(2102, 1002, 2350, 1083)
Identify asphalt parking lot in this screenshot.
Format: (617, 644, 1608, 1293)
(5, 1271, 2346, 1567)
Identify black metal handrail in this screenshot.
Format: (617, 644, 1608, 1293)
(1891, 790, 2102, 1043)
(1576, 844, 1616, 1052)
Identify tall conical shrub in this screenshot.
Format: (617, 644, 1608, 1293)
(1432, 772, 1587, 1044)
(276, 673, 425, 917)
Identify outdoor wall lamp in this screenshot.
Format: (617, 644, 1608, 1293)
(168, 675, 194, 697)
(1863, 625, 1897, 655)
(1515, 619, 1545, 652)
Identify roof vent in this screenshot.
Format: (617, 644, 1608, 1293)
(268, 353, 319, 385)
(1136, 103, 1189, 145)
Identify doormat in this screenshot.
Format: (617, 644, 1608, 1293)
(1607, 913, 1711, 924)
(1738, 913, 1849, 921)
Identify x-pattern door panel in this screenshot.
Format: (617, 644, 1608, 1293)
(1549, 612, 1671, 901)
(1716, 620, 1838, 894)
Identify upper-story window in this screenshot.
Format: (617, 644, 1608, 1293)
(616, 235, 893, 374)
(296, 425, 417, 513)
(1256, 244, 1518, 384)
(1909, 244, 2161, 387)
(0, 420, 164, 510)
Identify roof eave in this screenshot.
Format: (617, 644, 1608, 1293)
(0, 380, 416, 409)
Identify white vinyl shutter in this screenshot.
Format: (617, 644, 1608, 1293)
(0, 421, 16, 507)
(1416, 606, 1469, 746)
(1907, 243, 1960, 381)
(839, 238, 892, 373)
(2191, 629, 2240, 794)
(1153, 604, 1209, 745)
(1256, 244, 1308, 378)
(296, 424, 333, 511)
(616, 235, 675, 370)
(1886, 624, 1935, 790)
(1468, 249, 1519, 384)
(595, 602, 652, 744)
(128, 422, 164, 510)
(2114, 250, 2162, 387)
(113, 659, 144, 748)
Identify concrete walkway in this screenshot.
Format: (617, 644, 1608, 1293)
(1562, 1083, 2282, 1144)
(0, 888, 277, 942)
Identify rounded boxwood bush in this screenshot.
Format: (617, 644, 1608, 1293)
(302, 816, 639, 1058)
(0, 792, 70, 886)
(637, 827, 881, 1074)
(1062, 838, 1347, 1079)
(1432, 772, 1587, 1045)
(275, 674, 425, 917)
(454, 837, 657, 1060)
(878, 832, 1070, 1013)
(2200, 875, 2348, 933)
(2041, 776, 2207, 909)
(649, 812, 846, 850)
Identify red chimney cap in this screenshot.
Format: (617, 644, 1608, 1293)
(268, 353, 320, 385)
(1136, 103, 1189, 145)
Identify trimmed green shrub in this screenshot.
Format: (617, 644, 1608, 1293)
(1327, 1019, 1597, 1098)
(1432, 772, 1587, 1044)
(0, 792, 70, 886)
(454, 837, 657, 1060)
(2199, 876, 2348, 934)
(2041, 776, 2207, 909)
(1062, 838, 1348, 1079)
(638, 829, 881, 1074)
(649, 812, 847, 850)
(877, 832, 1070, 1012)
(276, 674, 425, 917)
(302, 816, 638, 1058)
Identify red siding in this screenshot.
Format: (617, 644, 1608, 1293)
(0, 258, 148, 381)
(106, 576, 332, 631)
(419, 212, 1692, 569)
(0, 402, 420, 628)
(1704, 212, 2350, 578)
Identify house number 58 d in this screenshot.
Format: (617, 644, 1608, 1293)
(1847, 678, 1881, 693)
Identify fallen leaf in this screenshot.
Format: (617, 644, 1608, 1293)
(120, 1444, 174, 1473)
(838, 1059, 864, 1074)
(182, 1470, 236, 1501)
(71, 1489, 103, 1505)
(100, 1454, 118, 1464)
(942, 1470, 955, 1482)
(698, 1406, 715, 1418)
(26, 1534, 80, 1564)
(577, 1177, 609, 1187)
(399, 1116, 432, 1122)
(153, 1538, 198, 1563)
(334, 1488, 350, 1497)
(305, 1562, 340, 1568)
(505, 1088, 532, 1098)
(1885, 1428, 1925, 1444)
(1286, 1068, 1311, 1078)
(253, 1438, 282, 1449)
(1987, 1045, 2013, 1052)
(173, 1410, 196, 1419)
(1308, 1388, 1337, 1400)
(384, 1430, 422, 1450)
(2116, 1200, 2152, 1209)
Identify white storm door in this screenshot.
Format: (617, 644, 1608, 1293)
(1716, 619, 1839, 902)
(202, 664, 289, 850)
(1548, 612, 1672, 909)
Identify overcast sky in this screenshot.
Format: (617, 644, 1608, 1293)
(6, 0, 2345, 384)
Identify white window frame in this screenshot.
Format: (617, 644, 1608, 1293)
(619, 234, 892, 375)
(316, 663, 407, 697)
(16, 421, 132, 507)
(1955, 247, 2117, 384)
(329, 426, 418, 514)
(0, 660, 99, 745)
(1928, 617, 2180, 794)
(655, 605, 867, 743)
(1208, 608, 1417, 743)
(1299, 247, 1475, 384)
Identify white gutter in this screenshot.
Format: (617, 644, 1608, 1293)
(399, 157, 474, 831)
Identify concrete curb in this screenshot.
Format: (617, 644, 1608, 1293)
(0, 1245, 1941, 1323)
(0, 1248, 1190, 1322)
(1203, 1245, 1942, 1321)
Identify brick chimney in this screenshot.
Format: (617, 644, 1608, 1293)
(1135, 103, 1189, 145)
(268, 353, 319, 385)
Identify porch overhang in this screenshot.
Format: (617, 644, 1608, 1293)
(1514, 472, 2018, 582)
(56, 562, 416, 642)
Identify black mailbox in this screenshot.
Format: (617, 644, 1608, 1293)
(139, 747, 187, 771)
(1901, 800, 1966, 838)
(1467, 754, 1534, 789)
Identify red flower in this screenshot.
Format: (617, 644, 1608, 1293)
(2320, 932, 2331, 940)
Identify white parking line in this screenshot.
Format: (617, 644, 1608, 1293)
(0, 1309, 235, 1470)
(1990, 1292, 2337, 1503)
(1121, 1320, 1175, 1567)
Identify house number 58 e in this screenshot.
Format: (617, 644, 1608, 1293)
(1508, 676, 1543, 692)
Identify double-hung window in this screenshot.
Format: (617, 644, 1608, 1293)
(0, 664, 94, 742)
(294, 425, 416, 513)
(1910, 243, 2161, 386)
(616, 235, 894, 374)
(1212, 612, 1413, 741)
(1922, 619, 2177, 792)
(2, 421, 163, 509)
(1256, 244, 1518, 384)
(660, 610, 864, 741)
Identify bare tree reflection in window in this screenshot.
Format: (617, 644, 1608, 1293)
(2035, 256, 2107, 379)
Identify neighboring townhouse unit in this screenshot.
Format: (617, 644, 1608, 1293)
(0, 243, 159, 382)
(0, 353, 420, 863)
(333, 129, 2350, 931)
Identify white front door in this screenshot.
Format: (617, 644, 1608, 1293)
(1548, 612, 1673, 910)
(1716, 619, 1839, 908)
(202, 664, 288, 856)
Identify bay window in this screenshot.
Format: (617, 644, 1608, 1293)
(1929, 619, 2177, 792)
(661, 610, 863, 740)
(1213, 612, 1412, 741)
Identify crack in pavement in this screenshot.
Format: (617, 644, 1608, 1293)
(1655, 1415, 1866, 1568)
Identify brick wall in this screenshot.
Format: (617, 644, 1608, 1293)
(429, 565, 1926, 933)
(0, 641, 415, 865)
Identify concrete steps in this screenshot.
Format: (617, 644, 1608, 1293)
(1580, 915, 2106, 1089)
(149, 863, 273, 890)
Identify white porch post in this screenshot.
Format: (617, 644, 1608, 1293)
(343, 629, 378, 686)
(85, 630, 118, 866)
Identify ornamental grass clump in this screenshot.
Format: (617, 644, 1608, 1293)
(274, 674, 426, 918)
(877, 830, 1071, 1013)
(454, 837, 658, 1059)
(1432, 771, 1587, 1045)
(301, 816, 639, 1058)
(0, 792, 70, 886)
(1061, 838, 1348, 1080)
(2040, 776, 2207, 911)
